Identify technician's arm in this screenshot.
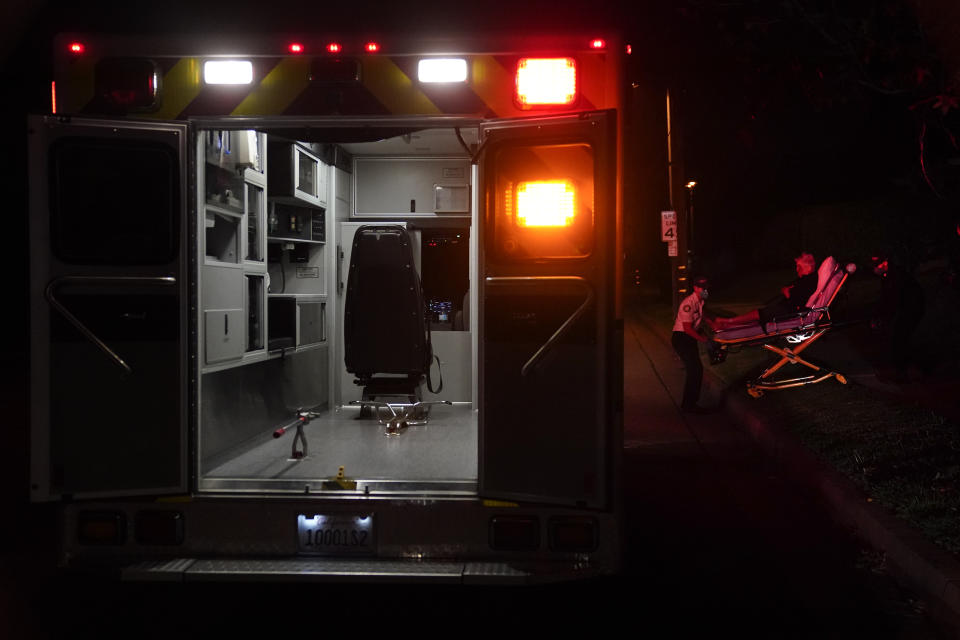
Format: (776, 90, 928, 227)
(682, 322, 706, 343)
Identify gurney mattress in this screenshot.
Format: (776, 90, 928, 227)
(714, 314, 815, 342)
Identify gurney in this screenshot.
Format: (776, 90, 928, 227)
(712, 256, 857, 397)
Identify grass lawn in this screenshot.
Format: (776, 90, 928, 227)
(633, 263, 960, 557)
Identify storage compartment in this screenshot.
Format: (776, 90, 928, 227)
(268, 140, 327, 207)
(246, 184, 264, 262)
(245, 275, 264, 352)
(205, 163, 243, 213)
(205, 209, 240, 263)
(205, 130, 262, 174)
(268, 202, 324, 243)
(268, 296, 296, 351)
(205, 309, 244, 364)
(298, 300, 325, 346)
(353, 158, 470, 216)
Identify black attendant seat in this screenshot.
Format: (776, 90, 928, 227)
(344, 225, 431, 408)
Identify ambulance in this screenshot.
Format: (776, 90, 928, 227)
(28, 32, 625, 582)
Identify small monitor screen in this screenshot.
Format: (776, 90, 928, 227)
(428, 300, 453, 323)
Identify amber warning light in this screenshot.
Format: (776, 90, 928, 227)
(516, 58, 577, 107)
(515, 181, 576, 227)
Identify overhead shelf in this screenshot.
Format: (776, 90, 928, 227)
(267, 236, 323, 244)
(206, 203, 244, 219)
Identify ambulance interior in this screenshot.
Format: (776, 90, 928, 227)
(198, 126, 479, 494)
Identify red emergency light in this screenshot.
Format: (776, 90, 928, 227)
(515, 58, 577, 108)
(589, 38, 605, 49)
(365, 42, 380, 53)
(69, 42, 84, 54)
(288, 43, 304, 54)
(326, 42, 342, 53)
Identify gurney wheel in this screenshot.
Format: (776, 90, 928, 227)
(747, 387, 764, 399)
(836, 374, 847, 385)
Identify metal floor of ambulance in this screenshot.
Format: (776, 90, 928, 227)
(200, 403, 477, 491)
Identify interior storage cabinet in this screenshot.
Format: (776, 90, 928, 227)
(245, 275, 264, 352)
(205, 309, 244, 363)
(268, 297, 296, 350)
(267, 202, 324, 243)
(205, 209, 241, 263)
(267, 296, 325, 350)
(268, 141, 326, 208)
(298, 300, 325, 345)
(353, 158, 470, 216)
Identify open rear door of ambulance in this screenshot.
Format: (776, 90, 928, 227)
(28, 116, 190, 502)
(478, 110, 618, 509)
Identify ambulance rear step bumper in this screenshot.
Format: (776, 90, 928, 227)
(122, 557, 599, 584)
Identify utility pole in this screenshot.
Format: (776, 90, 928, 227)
(665, 89, 690, 314)
(685, 180, 697, 275)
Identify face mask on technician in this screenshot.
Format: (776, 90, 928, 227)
(692, 276, 709, 299)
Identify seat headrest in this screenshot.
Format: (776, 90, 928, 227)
(806, 256, 840, 308)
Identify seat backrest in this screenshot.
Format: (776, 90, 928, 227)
(804, 255, 857, 311)
(805, 256, 839, 309)
(344, 225, 429, 377)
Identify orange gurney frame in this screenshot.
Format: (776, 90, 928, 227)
(712, 257, 857, 398)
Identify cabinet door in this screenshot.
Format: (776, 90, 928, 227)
(316, 160, 329, 208)
(298, 301, 325, 346)
(205, 309, 245, 364)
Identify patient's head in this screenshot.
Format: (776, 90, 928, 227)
(795, 252, 816, 277)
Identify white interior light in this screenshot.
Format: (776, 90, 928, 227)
(204, 60, 254, 85)
(418, 58, 468, 83)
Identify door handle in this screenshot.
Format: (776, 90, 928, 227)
(336, 244, 344, 296)
(45, 276, 177, 377)
(484, 276, 594, 377)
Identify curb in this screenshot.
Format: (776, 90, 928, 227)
(702, 368, 960, 635)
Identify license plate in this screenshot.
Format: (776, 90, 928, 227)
(297, 514, 375, 556)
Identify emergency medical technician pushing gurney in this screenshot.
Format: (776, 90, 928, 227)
(672, 276, 722, 413)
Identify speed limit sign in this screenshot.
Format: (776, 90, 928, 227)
(661, 211, 677, 242)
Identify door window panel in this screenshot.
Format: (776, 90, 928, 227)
(49, 137, 179, 264)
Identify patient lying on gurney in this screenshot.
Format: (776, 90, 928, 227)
(715, 252, 818, 330)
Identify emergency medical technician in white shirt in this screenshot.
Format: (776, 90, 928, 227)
(671, 275, 721, 413)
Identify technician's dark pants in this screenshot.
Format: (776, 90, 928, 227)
(671, 331, 702, 409)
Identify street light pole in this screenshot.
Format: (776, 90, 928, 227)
(685, 180, 697, 274)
